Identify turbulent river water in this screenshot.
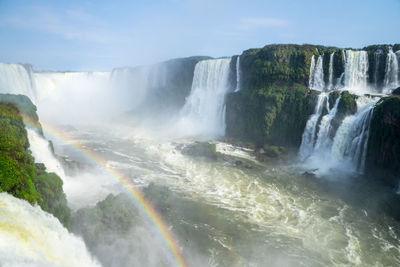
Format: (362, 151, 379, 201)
(48, 123, 400, 267)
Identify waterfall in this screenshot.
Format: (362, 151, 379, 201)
(313, 94, 341, 151)
(343, 50, 369, 94)
(27, 128, 66, 178)
(327, 52, 335, 90)
(299, 93, 377, 175)
(299, 93, 341, 161)
(331, 97, 377, 173)
(309, 55, 316, 88)
(179, 58, 232, 136)
(298, 92, 328, 160)
(0, 193, 99, 266)
(383, 47, 399, 94)
(374, 49, 383, 89)
(234, 56, 241, 92)
(309, 55, 325, 91)
(0, 63, 37, 103)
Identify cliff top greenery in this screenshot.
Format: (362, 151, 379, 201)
(0, 99, 70, 226)
(0, 94, 42, 133)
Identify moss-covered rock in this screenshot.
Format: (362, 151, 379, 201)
(328, 91, 340, 109)
(71, 193, 140, 248)
(34, 163, 71, 227)
(365, 95, 400, 187)
(329, 91, 357, 138)
(226, 83, 318, 148)
(181, 142, 219, 159)
(392, 87, 400, 95)
(0, 94, 42, 133)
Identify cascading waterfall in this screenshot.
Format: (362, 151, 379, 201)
(179, 58, 232, 136)
(298, 92, 328, 160)
(0, 193, 99, 266)
(300, 49, 387, 174)
(309, 55, 325, 91)
(234, 56, 241, 92)
(313, 94, 341, 151)
(343, 50, 369, 94)
(299, 92, 341, 162)
(327, 52, 335, 90)
(330, 96, 378, 173)
(309, 55, 316, 88)
(300, 95, 377, 175)
(374, 49, 383, 89)
(0, 63, 37, 103)
(383, 47, 399, 94)
(27, 128, 66, 178)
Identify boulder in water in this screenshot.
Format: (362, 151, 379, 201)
(181, 142, 219, 159)
(392, 87, 400, 95)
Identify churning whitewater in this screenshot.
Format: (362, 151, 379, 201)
(0, 193, 99, 266)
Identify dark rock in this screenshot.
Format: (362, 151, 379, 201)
(181, 142, 218, 159)
(365, 95, 400, 188)
(235, 160, 243, 166)
(392, 87, 400, 95)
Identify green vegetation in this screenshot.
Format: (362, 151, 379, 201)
(327, 91, 357, 138)
(71, 193, 140, 247)
(0, 93, 42, 133)
(0, 97, 70, 226)
(34, 163, 71, 227)
(0, 103, 38, 202)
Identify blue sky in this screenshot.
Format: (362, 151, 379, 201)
(0, 0, 399, 71)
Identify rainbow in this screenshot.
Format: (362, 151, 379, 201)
(23, 116, 187, 267)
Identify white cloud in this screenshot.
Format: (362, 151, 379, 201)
(3, 6, 117, 43)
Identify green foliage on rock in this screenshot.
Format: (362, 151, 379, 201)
(34, 163, 71, 227)
(0, 94, 42, 133)
(226, 83, 318, 148)
(71, 193, 139, 247)
(330, 91, 358, 138)
(366, 95, 400, 187)
(337, 91, 357, 116)
(0, 103, 38, 203)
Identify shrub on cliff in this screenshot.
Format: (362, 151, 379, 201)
(34, 163, 71, 227)
(0, 103, 38, 203)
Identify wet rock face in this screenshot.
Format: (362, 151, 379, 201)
(180, 142, 218, 159)
(366, 95, 400, 187)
